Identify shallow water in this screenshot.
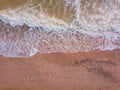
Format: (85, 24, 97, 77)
(0, 0, 27, 10)
(0, 0, 120, 57)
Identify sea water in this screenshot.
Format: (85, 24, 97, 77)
(0, 0, 120, 57)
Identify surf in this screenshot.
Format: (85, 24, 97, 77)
(0, 0, 120, 57)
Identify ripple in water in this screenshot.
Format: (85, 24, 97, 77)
(0, 0, 120, 57)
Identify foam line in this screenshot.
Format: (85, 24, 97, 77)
(0, 0, 120, 57)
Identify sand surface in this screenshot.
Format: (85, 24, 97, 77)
(0, 1, 120, 90)
(0, 49, 120, 90)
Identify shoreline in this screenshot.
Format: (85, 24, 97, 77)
(0, 0, 120, 89)
(0, 17, 119, 57)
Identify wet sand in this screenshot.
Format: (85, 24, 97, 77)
(0, 49, 120, 90)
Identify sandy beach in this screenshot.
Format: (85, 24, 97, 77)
(0, 0, 120, 90)
(0, 49, 120, 90)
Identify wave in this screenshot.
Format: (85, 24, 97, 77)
(0, 0, 120, 57)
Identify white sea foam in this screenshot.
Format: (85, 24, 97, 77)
(0, 0, 120, 57)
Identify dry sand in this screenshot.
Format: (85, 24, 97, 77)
(0, 49, 120, 90)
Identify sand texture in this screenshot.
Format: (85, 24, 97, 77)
(0, 49, 120, 90)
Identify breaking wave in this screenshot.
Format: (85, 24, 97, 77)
(0, 0, 120, 57)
